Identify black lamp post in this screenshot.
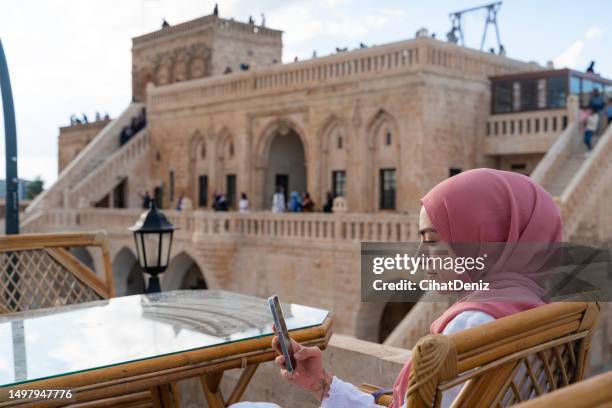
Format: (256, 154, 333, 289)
(1, 39, 19, 236)
(129, 200, 176, 293)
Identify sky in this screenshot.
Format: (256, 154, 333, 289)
(0, 0, 610, 186)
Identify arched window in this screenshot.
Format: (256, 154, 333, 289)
(385, 130, 392, 146)
(228, 142, 235, 157)
(200, 142, 206, 159)
(337, 135, 343, 149)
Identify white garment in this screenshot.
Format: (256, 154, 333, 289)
(272, 193, 286, 213)
(239, 198, 250, 213)
(586, 113, 599, 132)
(230, 310, 495, 408)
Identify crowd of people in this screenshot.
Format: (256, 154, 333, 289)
(69, 111, 109, 126)
(139, 188, 342, 214)
(120, 108, 146, 146)
(581, 88, 612, 154)
(272, 187, 336, 213)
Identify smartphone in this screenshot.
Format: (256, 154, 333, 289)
(268, 295, 296, 372)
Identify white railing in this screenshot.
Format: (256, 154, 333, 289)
(68, 129, 150, 207)
(485, 108, 569, 155)
(149, 37, 535, 110)
(28, 208, 419, 243)
(26, 103, 145, 214)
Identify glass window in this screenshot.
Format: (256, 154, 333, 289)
(493, 81, 512, 113)
(570, 76, 581, 95)
(332, 170, 346, 197)
(379, 169, 396, 210)
(581, 79, 593, 107)
(520, 79, 538, 111)
(547, 76, 567, 108)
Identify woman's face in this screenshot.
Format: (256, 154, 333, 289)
(418, 206, 457, 286)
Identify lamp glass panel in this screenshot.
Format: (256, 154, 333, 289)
(143, 233, 161, 268)
(160, 232, 173, 268)
(134, 233, 145, 268)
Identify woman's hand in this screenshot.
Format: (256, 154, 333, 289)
(272, 330, 332, 401)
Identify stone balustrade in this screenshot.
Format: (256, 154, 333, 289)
(485, 108, 570, 155)
(68, 129, 150, 208)
(560, 123, 612, 239)
(23, 208, 419, 243)
(26, 103, 145, 215)
(149, 37, 535, 111)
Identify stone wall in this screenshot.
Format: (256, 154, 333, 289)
(57, 120, 109, 173)
(131, 15, 282, 101)
(145, 37, 536, 213)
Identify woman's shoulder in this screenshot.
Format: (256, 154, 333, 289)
(442, 310, 496, 335)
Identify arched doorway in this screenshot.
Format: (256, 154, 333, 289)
(264, 127, 307, 209)
(112, 247, 146, 296)
(163, 252, 207, 291)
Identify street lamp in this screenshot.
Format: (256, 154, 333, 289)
(129, 201, 176, 293)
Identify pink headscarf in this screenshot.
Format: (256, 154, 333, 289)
(389, 168, 562, 408)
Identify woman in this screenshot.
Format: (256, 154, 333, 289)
(302, 192, 315, 212)
(233, 168, 562, 408)
(289, 191, 303, 212)
(239, 192, 250, 213)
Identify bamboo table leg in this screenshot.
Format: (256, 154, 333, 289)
(199, 364, 260, 408)
(226, 364, 259, 406)
(200, 372, 225, 408)
(150, 384, 178, 408)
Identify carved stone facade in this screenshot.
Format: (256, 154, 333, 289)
(131, 15, 282, 101)
(144, 36, 536, 213)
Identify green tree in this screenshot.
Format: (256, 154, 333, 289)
(26, 177, 44, 200)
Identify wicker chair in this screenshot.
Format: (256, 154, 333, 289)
(361, 302, 600, 407)
(512, 370, 612, 408)
(0, 231, 168, 407)
(0, 231, 115, 312)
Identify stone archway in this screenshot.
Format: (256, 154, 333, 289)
(112, 247, 146, 296)
(263, 125, 307, 209)
(162, 252, 208, 291)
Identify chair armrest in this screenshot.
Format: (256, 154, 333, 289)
(359, 384, 392, 406)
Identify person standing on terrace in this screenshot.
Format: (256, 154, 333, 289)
(584, 109, 599, 154)
(232, 168, 562, 408)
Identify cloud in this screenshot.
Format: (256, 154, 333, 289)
(585, 26, 603, 40)
(553, 25, 604, 69)
(554, 39, 584, 69)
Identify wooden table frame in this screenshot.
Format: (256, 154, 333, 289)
(0, 317, 332, 407)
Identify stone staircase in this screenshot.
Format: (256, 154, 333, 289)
(25, 103, 146, 217)
(67, 128, 149, 208)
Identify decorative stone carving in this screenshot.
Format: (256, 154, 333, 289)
(173, 49, 190, 82)
(189, 44, 211, 79)
(154, 53, 173, 85)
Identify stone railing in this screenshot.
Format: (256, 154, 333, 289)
(67, 129, 150, 208)
(484, 108, 569, 155)
(23, 208, 420, 243)
(149, 37, 535, 111)
(530, 95, 581, 189)
(26, 103, 145, 215)
(560, 122, 612, 238)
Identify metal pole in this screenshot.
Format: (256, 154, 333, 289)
(0, 38, 19, 235)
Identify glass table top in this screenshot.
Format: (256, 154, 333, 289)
(0, 290, 329, 387)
